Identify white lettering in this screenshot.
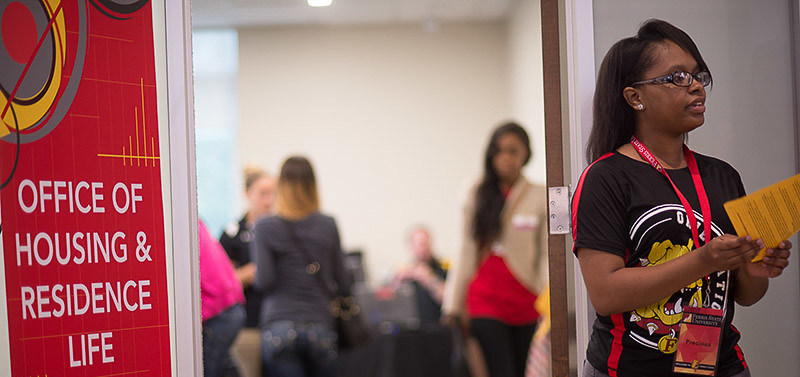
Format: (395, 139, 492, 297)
(112, 183, 129, 214)
(91, 182, 104, 213)
(33, 232, 54, 266)
(87, 333, 99, 365)
(39, 180, 52, 213)
(123, 281, 138, 311)
(72, 232, 86, 264)
(101, 332, 114, 363)
(106, 282, 121, 312)
(53, 181, 67, 213)
(18, 179, 37, 213)
(56, 233, 70, 265)
(36, 285, 51, 318)
(21, 286, 35, 319)
(68, 181, 74, 213)
(131, 183, 142, 213)
(111, 232, 127, 263)
(139, 280, 151, 310)
(74, 284, 90, 315)
(75, 182, 91, 213)
(52, 284, 65, 317)
(91, 283, 104, 314)
(93, 233, 110, 263)
(69, 335, 81, 367)
(15, 233, 32, 266)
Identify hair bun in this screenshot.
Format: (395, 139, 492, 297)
(243, 165, 268, 190)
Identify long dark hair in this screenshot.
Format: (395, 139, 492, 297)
(586, 19, 712, 163)
(472, 122, 531, 250)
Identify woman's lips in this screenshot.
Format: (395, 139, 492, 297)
(687, 101, 705, 114)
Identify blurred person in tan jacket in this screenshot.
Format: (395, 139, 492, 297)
(442, 122, 548, 377)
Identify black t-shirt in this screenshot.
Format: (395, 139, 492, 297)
(219, 215, 263, 328)
(572, 151, 748, 377)
(412, 258, 447, 325)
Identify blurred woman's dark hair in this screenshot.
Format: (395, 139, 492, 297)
(586, 19, 712, 163)
(472, 122, 531, 251)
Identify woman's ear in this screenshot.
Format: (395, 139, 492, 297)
(623, 86, 644, 111)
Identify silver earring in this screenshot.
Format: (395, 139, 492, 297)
(637, 104, 644, 111)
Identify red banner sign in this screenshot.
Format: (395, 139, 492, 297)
(1, 1, 172, 376)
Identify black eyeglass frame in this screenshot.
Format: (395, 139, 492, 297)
(630, 70, 711, 87)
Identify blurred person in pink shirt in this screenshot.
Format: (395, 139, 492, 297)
(200, 219, 246, 377)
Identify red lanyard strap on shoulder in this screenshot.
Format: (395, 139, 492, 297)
(630, 136, 712, 249)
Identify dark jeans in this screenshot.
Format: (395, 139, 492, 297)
(204, 304, 246, 377)
(261, 321, 337, 377)
(470, 318, 537, 377)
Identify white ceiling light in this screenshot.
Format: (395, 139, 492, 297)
(308, 0, 332, 7)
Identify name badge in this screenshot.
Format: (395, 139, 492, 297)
(490, 241, 505, 256)
(511, 214, 538, 230)
(673, 306, 724, 376)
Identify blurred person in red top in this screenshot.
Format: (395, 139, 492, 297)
(442, 122, 549, 377)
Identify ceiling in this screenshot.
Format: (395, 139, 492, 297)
(191, 0, 516, 28)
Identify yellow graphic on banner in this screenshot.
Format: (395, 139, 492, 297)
(724, 173, 800, 262)
(1, 0, 66, 137)
(97, 78, 160, 167)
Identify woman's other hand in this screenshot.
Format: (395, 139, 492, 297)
(698, 235, 761, 272)
(745, 240, 792, 278)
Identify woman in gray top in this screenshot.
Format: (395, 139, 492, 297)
(252, 156, 352, 377)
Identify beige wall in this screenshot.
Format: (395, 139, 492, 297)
(237, 22, 514, 282)
(509, 0, 546, 186)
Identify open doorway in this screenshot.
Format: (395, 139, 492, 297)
(190, 1, 552, 377)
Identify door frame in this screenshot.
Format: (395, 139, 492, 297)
(542, 0, 597, 375)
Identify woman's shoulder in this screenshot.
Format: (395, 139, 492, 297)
(692, 152, 740, 175)
(253, 214, 285, 232)
(579, 152, 632, 182)
(297, 212, 338, 231)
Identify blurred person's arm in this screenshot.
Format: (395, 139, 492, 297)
(251, 220, 275, 292)
(236, 262, 257, 287)
(218, 221, 257, 287)
(441, 184, 479, 334)
(414, 263, 445, 303)
(533, 208, 549, 294)
(331, 217, 353, 296)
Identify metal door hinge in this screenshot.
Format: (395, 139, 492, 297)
(548, 186, 571, 234)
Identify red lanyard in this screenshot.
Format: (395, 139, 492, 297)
(630, 136, 712, 249)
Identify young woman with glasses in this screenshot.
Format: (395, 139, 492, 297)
(572, 19, 792, 377)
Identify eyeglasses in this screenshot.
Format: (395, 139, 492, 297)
(631, 70, 711, 87)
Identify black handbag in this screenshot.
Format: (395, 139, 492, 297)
(281, 219, 372, 350)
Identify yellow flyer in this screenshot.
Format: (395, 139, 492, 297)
(723, 173, 800, 262)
